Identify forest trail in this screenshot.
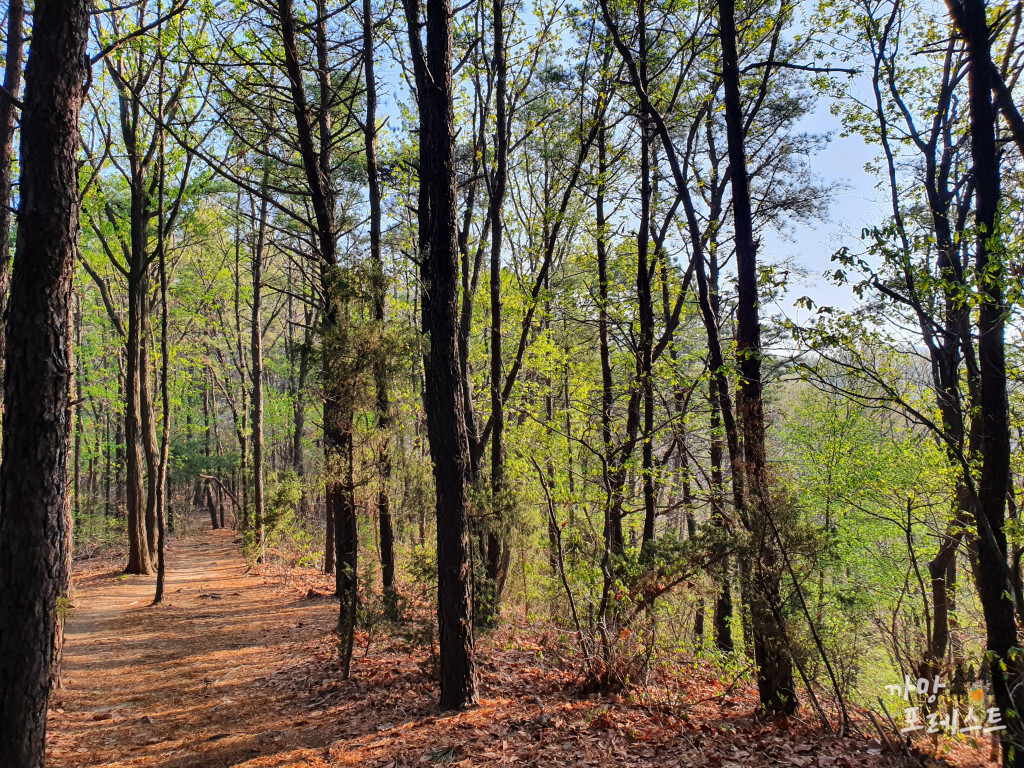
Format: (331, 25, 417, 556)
(47, 525, 352, 768)
(45, 523, 978, 768)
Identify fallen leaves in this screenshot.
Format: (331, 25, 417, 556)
(46, 528, 997, 768)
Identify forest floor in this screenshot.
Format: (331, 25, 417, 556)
(47, 521, 995, 768)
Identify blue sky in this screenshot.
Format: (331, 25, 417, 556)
(762, 101, 886, 318)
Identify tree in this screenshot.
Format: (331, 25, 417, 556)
(402, 0, 478, 710)
(717, 0, 797, 716)
(361, 0, 397, 604)
(0, 0, 90, 762)
(951, 0, 1019, 761)
(800, 0, 1024, 751)
(0, 0, 24, 408)
(274, 0, 363, 678)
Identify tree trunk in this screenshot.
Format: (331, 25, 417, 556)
(703, 194, 737, 657)
(251, 166, 271, 561)
(403, 0, 478, 709)
(141, 307, 160, 564)
(154, 87, 171, 604)
(596, 123, 623, 557)
(334, 428, 358, 678)
(206, 483, 219, 530)
(0, 0, 23, 414)
(926, 503, 968, 676)
(709, 374, 734, 653)
(636, 0, 657, 552)
(293, 302, 312, 518)
(125, 270, 152, 574)
(484, 0, 510, 622)
(955, 1, 1020, 762)
(324, 493, 335, 574)
(203, 375, 218, 529)
(362, 0, 396, 597)
(276, 0, 358, 675)
(718, 0, 796, 715)
(0, 2, 88, 761)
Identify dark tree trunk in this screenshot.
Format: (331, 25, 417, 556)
(105, 410, 113, 518)
(202, 376, 219, 529)
(926, 523, 961, 669)
(709, 374, 734, 653)
(718, 0, 796, 715)
(596, 124, 623, 557)
(483, 0, 510, 623)
(251, 166, 271, 560)
(206, 483, 219, 530)
(333, 432, 358, 677)
(276, 0, 358, 674)
(229, 229, 250, 534)
(0, 0, 23, 413)
(954, 0, 1020, 762)
(125, 270, 152, 573)
(141, 311, 160, 563)
(403, 0, 478, 710)
(694, 178, 743, 660)
(154, 56, 171, 605)
(324, 493, 335, 574)
(0, 1, 88, 762)
(362, 0, 396, 597)
(293, 302, 313, 518)
(636, 0, 657, 552)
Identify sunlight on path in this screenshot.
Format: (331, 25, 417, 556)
(47, 526, 341, 768)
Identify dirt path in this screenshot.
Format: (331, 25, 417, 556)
(47, 526, 349, 768)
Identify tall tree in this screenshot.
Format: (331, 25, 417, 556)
(82, 2, 200, 573)
(154, 11, 171, 603)
(362, 0, 396, 600)
(250, 165, 271, 562)
(483, 0, 509, 623)
(274, 0, 362, 678)
(0, 0, 90, 762)
(951, 0, 1020, 760)
(402, 0, 478, 709)
(0, 0, 24, 407)
(717, 0, 797, 716)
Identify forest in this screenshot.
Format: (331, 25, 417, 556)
(0, 0, 1022, 765)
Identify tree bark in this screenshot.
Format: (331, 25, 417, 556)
(125, 263, 152, 571)
(709, 375, 734, 653)
(636, 0, 657, 552)
(333, 428, 358, 678)
(202, 374, 220, 530)
(251, 165, 271, 561)
(0, 0, 23, 414)
(141, 309, 160, 563)
(718, 0, 796, 715)
(154, 41, 171, 605)
(276, 0, 358, 675)
(953, 0, 1021, 762)
(0, 1, 88, 761)
(596, 123, 623, 557)
(483, 0, 510, 622)
(362, 0, 396, 597)
(403, 0, 478, 709)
